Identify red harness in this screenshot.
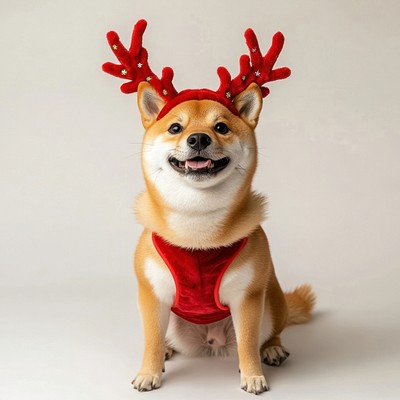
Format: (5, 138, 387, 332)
(152, 234, 247, 324)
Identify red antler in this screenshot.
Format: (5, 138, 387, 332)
(102, 19, 178, 100)
(217, 29, 291, 99)
(103, 20, 290, 119)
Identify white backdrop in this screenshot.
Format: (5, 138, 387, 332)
(1, 1, 399, 399)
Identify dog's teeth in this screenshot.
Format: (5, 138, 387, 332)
(209, 162, 214, 169)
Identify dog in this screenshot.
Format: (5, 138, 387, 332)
(132, 82, 315, 394)
(103, 20, 315, 395)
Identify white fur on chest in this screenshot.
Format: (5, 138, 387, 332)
(219, 262, 254, 308)
(144, 258, 175, 306)
(167, 208, 228, 245)
(161, 176, 245, 246)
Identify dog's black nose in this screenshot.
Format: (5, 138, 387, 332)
(187, 133, 212, 151)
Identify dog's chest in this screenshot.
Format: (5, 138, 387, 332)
(144, 242, 254, 311)
(167, 211, 226, 245)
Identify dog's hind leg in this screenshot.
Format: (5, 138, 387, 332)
(260, 270, 290, 367)
(161, 343, 175, 373)
(164, 343, 175, 361)
(260, 335, 290, 366)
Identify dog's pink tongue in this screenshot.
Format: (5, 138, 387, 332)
(186, 159, 211, 169)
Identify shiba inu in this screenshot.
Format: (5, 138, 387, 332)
(103, 19, 315, 395)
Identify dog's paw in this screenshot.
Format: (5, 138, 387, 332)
(262, 345, 290, 367)
(165, 345, 174, 361)
(241, 375, 269, 395)
(132, 372, 162, 392)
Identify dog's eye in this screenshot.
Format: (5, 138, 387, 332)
(214, 122, 229, 135)
(168, 123, 183, 134)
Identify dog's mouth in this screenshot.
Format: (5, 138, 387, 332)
(168, 156, 230, 176)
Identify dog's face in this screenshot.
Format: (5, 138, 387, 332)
(137, 82, 263, 210)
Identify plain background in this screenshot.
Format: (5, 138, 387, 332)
(1, 0, 399, 399)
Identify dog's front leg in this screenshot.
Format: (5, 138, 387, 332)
(132, 281, 170, 392)
(231, 292, 269, 395)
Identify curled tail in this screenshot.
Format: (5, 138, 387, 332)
(285, 284, 316, 325)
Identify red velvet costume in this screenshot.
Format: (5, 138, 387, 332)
(152, 233, 248, 325)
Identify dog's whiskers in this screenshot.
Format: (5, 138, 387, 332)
(123, 149, 153, 159)
(150, 168, 163, 185)
(245, 146, 266, 157)
(235, 164, 247, 175)
(149, 167, 162, 176)
(128, 142, 154, 146)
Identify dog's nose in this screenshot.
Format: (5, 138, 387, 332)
(187, 133, 212, 151)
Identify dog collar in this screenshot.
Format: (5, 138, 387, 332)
(102, 19, 290, 120)
(152, 233, 248, 324)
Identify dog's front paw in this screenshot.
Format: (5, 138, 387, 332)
(132, 372, 162, 392)
(241, 375, 269, 395)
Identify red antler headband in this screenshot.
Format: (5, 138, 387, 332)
(102, 19, 291, 120)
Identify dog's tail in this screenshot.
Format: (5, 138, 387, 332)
(285, 284, 316, 325)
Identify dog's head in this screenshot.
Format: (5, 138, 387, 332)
(103, 20, 290, 213)
(138, 82, 262, 191)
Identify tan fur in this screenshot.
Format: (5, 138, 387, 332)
(131, 82, 315, 394)
(285, 284, 316, 325)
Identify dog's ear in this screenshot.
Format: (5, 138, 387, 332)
(233, 83, 263, 128)
(137, 82, 166, 128)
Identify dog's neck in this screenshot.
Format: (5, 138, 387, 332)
(135, 179, 266, 249)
